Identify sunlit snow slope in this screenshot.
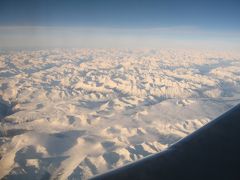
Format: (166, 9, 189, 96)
(0, 49, 240, 179)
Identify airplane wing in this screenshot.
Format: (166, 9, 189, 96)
(91, 103, 240, 180)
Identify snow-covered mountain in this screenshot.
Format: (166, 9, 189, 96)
(0, 49, 240, 179)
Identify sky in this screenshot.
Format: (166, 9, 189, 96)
(0, 0, 240, 50)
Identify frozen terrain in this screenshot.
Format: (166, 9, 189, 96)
(0, 49, 240, 179)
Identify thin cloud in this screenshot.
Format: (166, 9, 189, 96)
(0, 26, 239, 52)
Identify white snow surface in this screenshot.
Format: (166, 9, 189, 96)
(0, 49, 240, 179)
